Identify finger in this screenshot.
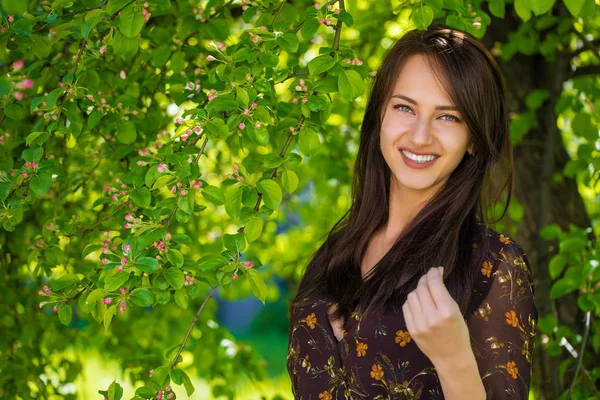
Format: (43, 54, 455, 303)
(416, 272, 438, 323)
(406, 290, 425, 331)
(426, 266, 453, 308)
(402, 301, 414, 335)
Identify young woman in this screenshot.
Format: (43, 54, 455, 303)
(286, 24, 538, 400)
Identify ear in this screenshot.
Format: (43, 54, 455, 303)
(467, 142, 474, 154)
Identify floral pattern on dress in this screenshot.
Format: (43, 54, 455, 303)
(287, 228, 538, 399)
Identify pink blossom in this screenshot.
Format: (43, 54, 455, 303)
(166, 233, 172, 240)
(120, 287, 127, 295)
(117, 266, 123, 272)
(53, 306, 58, 312)
(319, 18, 325, 24)
(119, 70, 126, 79)
(124, 244, 131, 251)
(12, 60, 24, 70)
(149, 369, 154, 377)
(125, 214, 133, 221)
(20, 79, 34, 89)
(314, 3, 321, 10)
(14, 91, 23, 101)
(238, 123, 245, 130)
(301, 97, 308, 103)
(8, 15, 14, 22)
(334, 9, 340, 14)
(256, 122, 262, 128)
(124, 223, 130, 229)
(232, 273, 238, 280)
(157, 163, 167, 172)
(102, 298, 111, 305)
(99, 46, 106, 54)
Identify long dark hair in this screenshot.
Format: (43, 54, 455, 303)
(290, 23, 513, 324)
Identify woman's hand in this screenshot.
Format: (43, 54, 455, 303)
(402, 267, 472, 366)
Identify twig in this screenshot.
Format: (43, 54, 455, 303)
(169, 286, 218, 370)
(571, 30, 600, 61)
(272, 0, 287, 26)
(331, 0, 345, 53)
(565, 311, 592, 400)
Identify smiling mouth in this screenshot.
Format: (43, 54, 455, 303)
(400, 149, 440, 163)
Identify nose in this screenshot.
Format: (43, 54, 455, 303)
(409, 117, 434, 147)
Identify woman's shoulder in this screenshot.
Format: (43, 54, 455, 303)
(474, 223, 529, 259)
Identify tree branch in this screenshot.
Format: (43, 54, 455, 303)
(568, 64, 600, 80)
(169, 286, 218, 370)
(570, 30, 600, 61)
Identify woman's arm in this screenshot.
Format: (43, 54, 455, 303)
(432, 349, 486, 400)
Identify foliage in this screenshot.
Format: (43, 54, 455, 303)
(0, 0, 599, 399)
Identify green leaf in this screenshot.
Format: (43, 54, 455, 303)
(177, 193, 193, 214)
(514, 0, 532, 21)
(107, 0, 132, 15)
(204, 118, 230, 139)
(206, 18, 229, 40)
(549, 254, 567, 280)
(198, 254, 228, 271)
(87, 289, 108, 305)
(282, 170, 299, 194)
(301, 18, 320, 39)
(224, 185, 242, 219)
(256, 179, 282, 210)
(336, 10, 354, 27)
(166, 249, 184, 268)
(571, 113, 597, 142)
(308, 54, 337, 75)
(58, 304, 73, 326)
(182, 370, 195, 396)
(52, 274, 79, 291)
(206, 96, 240, 113)
(245, 218, 263, 243)
(223, 232, 246, 253)
(411, 5, 434, 30)
(117, 119, 137, 144)
(563, 0, 585, 17)
(531, 0, 555, 15)
(131, 187, 151, 207)
(1, 0, 28, 14)
(246, 268, 267, 304)
(275, 32, 299, 53)
(136, 257, 159, 273)
(112, 30, 138, 60)
(105, 271, 129, 291)
(201, 185, 224, 205)
(30, 34, 50, 59)
(174, 288, 188, 309)
(164, 267, 185, 289)
(4, 104, 25, 120)
(151, 366, 170, 386)
(246, 124, 270, 146)
(118, 5, 145, 38)
(549, 278, 578, 299)
(338, 69, 364, 101)
(525, 89, 551, 111)
(258, 52, 279, 68)
(22, 147, 44, 162)
(129, 288, 153, 307)
(30, 173, 52, 197)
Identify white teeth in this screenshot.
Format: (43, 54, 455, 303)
(402, 150, 437, 163)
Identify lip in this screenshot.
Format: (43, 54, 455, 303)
(399, 147, 440, 156)
(400, 149, 439, 169)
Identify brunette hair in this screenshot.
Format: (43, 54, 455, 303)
(290, 23, 513, 323)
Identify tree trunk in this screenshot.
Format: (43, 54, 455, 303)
(483, 4, 595, 399)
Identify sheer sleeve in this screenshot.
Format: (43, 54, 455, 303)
(466, 238, 538, 400)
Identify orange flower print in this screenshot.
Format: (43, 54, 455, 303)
(305, 312, 317, 329)
(356, 341, 368, 357)
(505, 310, 518, 327)
(318, 390, 333, 400)
(506, 361, 519, 379)
(370, 363, 384, 380)
(395, 330, 411, 347)
(481, 260, 493, 278)
(499, 234, 512, 244)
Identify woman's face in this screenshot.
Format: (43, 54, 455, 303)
(380, 54, 473, 196)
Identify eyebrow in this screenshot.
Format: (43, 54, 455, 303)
(390, 94, 459, 112)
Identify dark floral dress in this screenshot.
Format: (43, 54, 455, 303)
(286, 229, 538, 400)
